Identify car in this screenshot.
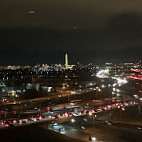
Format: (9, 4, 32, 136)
(71, 118, 75, 123)
(39, 116, 43, 120)
(19, 120, 26, 124)
(12, 119, 19, 124)
(83, 118, 88, 122)
(29, 118, 35, 121)
(53, 122, 58, 126)
(21, 119, 28, 123)
(49, 115, 58, 119)
(57, 114, 61, 117)
(5, 123, 15, 127)
(104, 120, 112, 125)
(81, 126, 85, 129)
(89, 136, 96, 141)
(137, 126, 142, 130)
(59, 128, 65, 133)
(36, 118, 40, 121)
(3, 120, 10, 124)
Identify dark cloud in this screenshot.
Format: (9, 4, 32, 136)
(0, 0, 142, 64)
(1, 0, 142, 29)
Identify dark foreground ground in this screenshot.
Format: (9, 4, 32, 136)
(0, 125, 81, 142)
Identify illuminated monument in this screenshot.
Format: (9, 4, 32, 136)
(65, 53, 68, 69)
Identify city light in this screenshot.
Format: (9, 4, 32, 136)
(89, 112, 92, 116)
(1, 0, 142, 141)
(71, 119, 75, 123)
(96, 69, 110, 78)
(98, 88, 101, 92)
(117, 78, 128, 85)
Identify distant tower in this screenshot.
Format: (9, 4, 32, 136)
(65, 53, 68, 69)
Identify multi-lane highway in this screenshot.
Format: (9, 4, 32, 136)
(1, 76, 142, 142)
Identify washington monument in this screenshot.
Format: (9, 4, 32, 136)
(65, 53, 68, 69)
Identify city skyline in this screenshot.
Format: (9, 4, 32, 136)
(1, 1, 142, 141)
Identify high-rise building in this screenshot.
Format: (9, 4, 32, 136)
(0, 81, 8, 98)
(65, 53, 68, 69)
(0, 80, 9, 103)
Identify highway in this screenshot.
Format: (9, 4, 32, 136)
(1, 75, 142, 142)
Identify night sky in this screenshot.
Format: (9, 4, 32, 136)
(0, 0, 142, 65)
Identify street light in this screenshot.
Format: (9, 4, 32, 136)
(71, 118, 75, 123)
(96, 88, 101, 100)
(89, 112, 92, 116)
(89, 112, 95, 125)
(98, 88, 101, 92)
